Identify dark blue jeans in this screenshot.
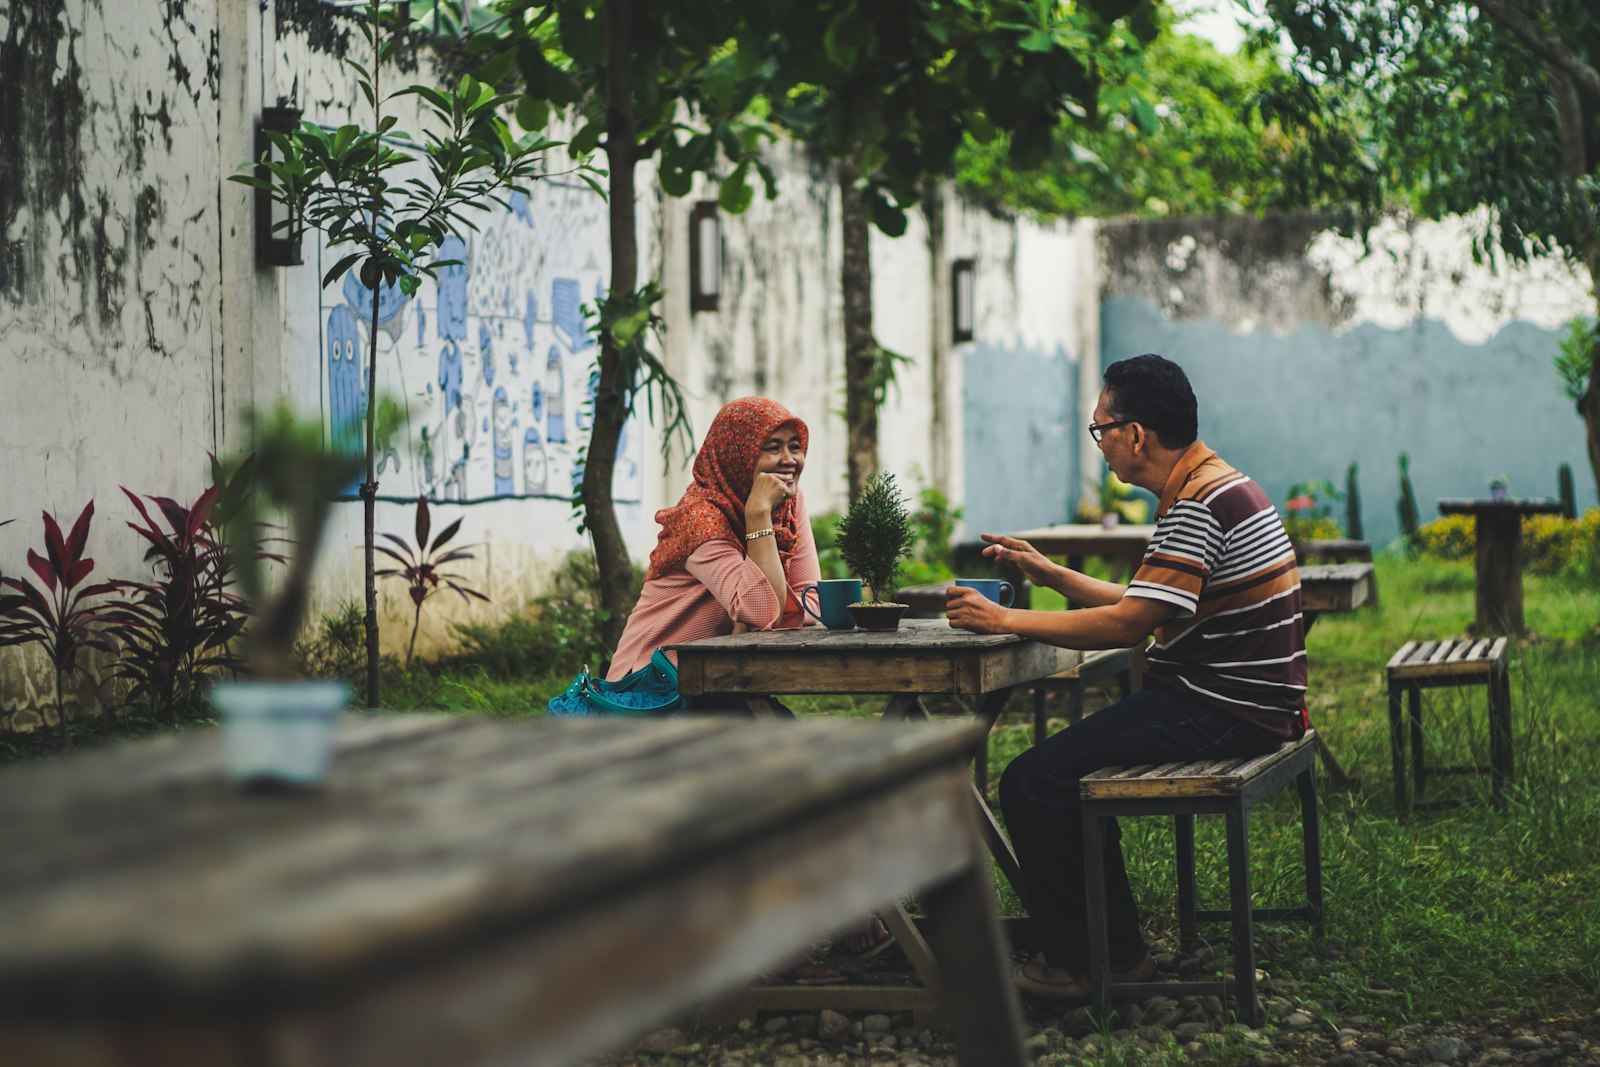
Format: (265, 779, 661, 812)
(997, 682, 1279, 973)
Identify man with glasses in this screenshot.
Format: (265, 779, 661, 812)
(946, 352, 1307, 1002)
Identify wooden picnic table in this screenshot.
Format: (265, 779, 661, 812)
(1438, 498, 1562, 634)
(672, 619, 1079, 1017)
(995, 523, 1158, 602)
(0, 713, 1027, 1067)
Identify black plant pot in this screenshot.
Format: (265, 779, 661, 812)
(847, 602, 909, 631)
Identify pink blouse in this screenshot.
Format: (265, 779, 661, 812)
(606, 491, 822, 679)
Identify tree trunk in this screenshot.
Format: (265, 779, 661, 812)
(583, 0, 639, 653)
(363, 276, 381, 708)
(840, 158, 878, 501)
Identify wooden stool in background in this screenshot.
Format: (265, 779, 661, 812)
(1385, 638, 1512, 813)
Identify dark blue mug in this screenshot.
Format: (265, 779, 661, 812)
(954, 578, 1015, 607)
(801, 578, 862, 630)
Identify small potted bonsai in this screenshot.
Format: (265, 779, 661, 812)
(210, 403, 371, 789)
(1489, 475, 1510, 502)
(834, 472, 915, 631)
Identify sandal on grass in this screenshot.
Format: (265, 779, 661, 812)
(837, 914, 895, 959)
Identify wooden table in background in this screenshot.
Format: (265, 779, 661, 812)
(1438, 498, 1562, 634)
(672, 619, 1079, 1016)
(1001, 523, 1157, 599)
(1297, 561, 1377, 789)
(1300, 562, 1376, 623)
(0, 714, 1027, 1067)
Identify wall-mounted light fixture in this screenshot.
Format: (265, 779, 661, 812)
(951, 258, 975, 344)
(689, 200, 721, 313)
(254, 105, 304, 268)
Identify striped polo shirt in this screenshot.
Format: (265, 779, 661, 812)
(1124, 441, 1307, 741)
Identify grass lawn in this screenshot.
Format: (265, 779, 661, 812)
(979, 553, 1600, 1028)
(4, 552, 1596, 1044)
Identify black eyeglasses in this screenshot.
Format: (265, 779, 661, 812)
(1088, 418, 1134, 443)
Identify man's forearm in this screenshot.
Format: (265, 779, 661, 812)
(993, 602, 1149, 650)
(1046, 565, 1128, 608)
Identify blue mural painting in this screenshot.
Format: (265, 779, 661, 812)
(326, 304, 366, 496)
(307, 179, 642, 504)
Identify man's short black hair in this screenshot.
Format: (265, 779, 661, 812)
(1102, 354, 1198, 449)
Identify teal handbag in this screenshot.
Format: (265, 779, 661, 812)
(546, 649, 684, 717)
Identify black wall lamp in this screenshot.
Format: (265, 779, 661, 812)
(951, 257, 975, 344)
(689, 200, 721, 312)
(254, 105, 304, 268)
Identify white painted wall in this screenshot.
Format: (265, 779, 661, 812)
(0, 0, 1092, 727)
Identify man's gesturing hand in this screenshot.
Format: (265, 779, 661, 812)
(980, 533, 1055, 586)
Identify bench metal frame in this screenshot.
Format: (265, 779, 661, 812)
(1079, 734, 1323, 1027)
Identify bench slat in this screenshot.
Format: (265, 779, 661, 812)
(1081, 733, 1315, 800)
(1386, 641, 1419, 670)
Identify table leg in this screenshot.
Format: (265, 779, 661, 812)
(1475, 511, 1525, 635)
(743, 696, 797, 720)
(919, 851, 1029, 1067)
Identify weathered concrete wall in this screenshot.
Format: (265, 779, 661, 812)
(1100, 211, 1597, 547)
(0, 1, 1094, 727)
(0, 0, 245, 727)
(658, 145, 1098, 536)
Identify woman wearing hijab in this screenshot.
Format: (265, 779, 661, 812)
(605, 396, 892, 977)
(607, 396, 820, 680)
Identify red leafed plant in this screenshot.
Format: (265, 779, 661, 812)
(0, 503, 121, 748)
(103, 458, 263, 723)
(376, 495, 488, 669)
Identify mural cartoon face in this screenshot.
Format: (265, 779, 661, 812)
(327, 305, 365, 496)
(492, 386, 514, 496)
(437, 235, 469, 341)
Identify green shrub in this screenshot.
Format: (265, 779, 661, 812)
(1417, 510, 1600, 576)
(1416, 515, 1477, 562)
(292, 600, 369, 683)
(446, 550, 638, 680)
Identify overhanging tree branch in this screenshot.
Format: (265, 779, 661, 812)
(1473, 0, 1600, 99)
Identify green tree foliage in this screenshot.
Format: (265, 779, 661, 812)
(484, 0, 778, 649)
(955, 27, 1379, 218)
(746, 0, 1161, 498)
(236, 0, 562, 704)
(1255, 0, 1600, 495)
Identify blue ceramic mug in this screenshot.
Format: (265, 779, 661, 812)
(801, 578, 863, 630)
(954, 578, 1015, 607)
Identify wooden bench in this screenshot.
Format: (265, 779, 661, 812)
(1298, 538, 1372, 564)
(1026, 646, 1142, 738)
(1385, 637, 1512, 813)
(1079, 731, 1323, 1027)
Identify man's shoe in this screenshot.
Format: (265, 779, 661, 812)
(1012, 950, 1157, 1003)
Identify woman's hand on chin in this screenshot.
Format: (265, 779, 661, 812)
(747, 471, 793, 517)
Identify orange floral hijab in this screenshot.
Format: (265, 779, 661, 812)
(645, 397, 809, 580)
